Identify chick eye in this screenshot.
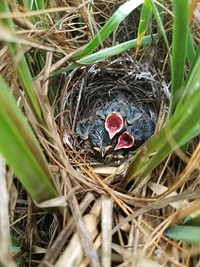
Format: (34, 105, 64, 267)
(93, 147, 100, 152)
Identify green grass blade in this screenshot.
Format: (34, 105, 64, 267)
(170, 0, 190, 114)
(22, 0, 46, 23)
(174, 46, 200, 126)
(11, 237, 22, 254)
(0, 76, 58, 203)
(183, 215, 200, 226)
(165, 225, 200, 244)
(135, 0, 152, 56)
(125, 50, 200, 186)
(125, 84, 200, 186)
(52, 35, 154, 76)
(156, 0, 165, 23)
(125, 93, 200, 186)
(186, 43, 200, 83)
(23, 0, 45, 10)
(187, 30, 196, 65)
(0, 1, 43, 122)
(177, 44, 200, 109)
(148, 0, 171, 63)
(74, 0, 144, 60)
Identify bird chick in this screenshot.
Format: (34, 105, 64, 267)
(114, 116, 156, 150)
(88, 118, 113, 157)
(126, 105, 143, 124)
(96, 99, 127, 140)
(96, 99, 128, 119)
(76, 117, 92, 140)
(104, 104, 147, 140)
(97, 100, 146, 140)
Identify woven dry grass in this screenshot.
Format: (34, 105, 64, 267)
(1, 1, 200, 267)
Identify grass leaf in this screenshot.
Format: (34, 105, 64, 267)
(74, 0, 144, 59)
(187, 30, 196, 65)
(0, 76, 58, 203)
(0, 1, 43, 123)
(148, 0, 171, 63)
(177, 44, 200, 109)
(165, 225, 200, 244)
(170, 0, 190, 114)
(125, 51, 200, 186)
(183, 215, 200, 226)
(22, 0, 46, 23)
(52, 35, 154, 76)
(135, 0, 152, 56)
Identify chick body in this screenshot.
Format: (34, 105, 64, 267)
(88, 118, 112, 157)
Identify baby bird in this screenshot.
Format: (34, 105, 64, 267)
(96, 100, 126, 139)
(104, 103, 146, 140)
(114, 116, 156, 150)
(97, 99, 134, 137)
(76, 117, 113, 157)
(126, 105, 143, 124)
(88, 118, 113, 157)
(76, 100, 156, 160)
(75, 117, 92, 140)
(96, 99, 128, 119)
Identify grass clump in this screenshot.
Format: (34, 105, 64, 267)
(0, 1, 200, 267)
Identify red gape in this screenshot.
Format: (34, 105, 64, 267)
(114, 131, 134, 150)
(105, 112, 124, 139)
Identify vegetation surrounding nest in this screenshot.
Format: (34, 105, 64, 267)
(0, 1, 200, 267)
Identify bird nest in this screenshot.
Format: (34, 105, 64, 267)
(63, 57, 169, 167)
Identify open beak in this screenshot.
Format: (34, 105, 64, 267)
(114, 131, 134, 150)
(105, 113, 123, 139)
